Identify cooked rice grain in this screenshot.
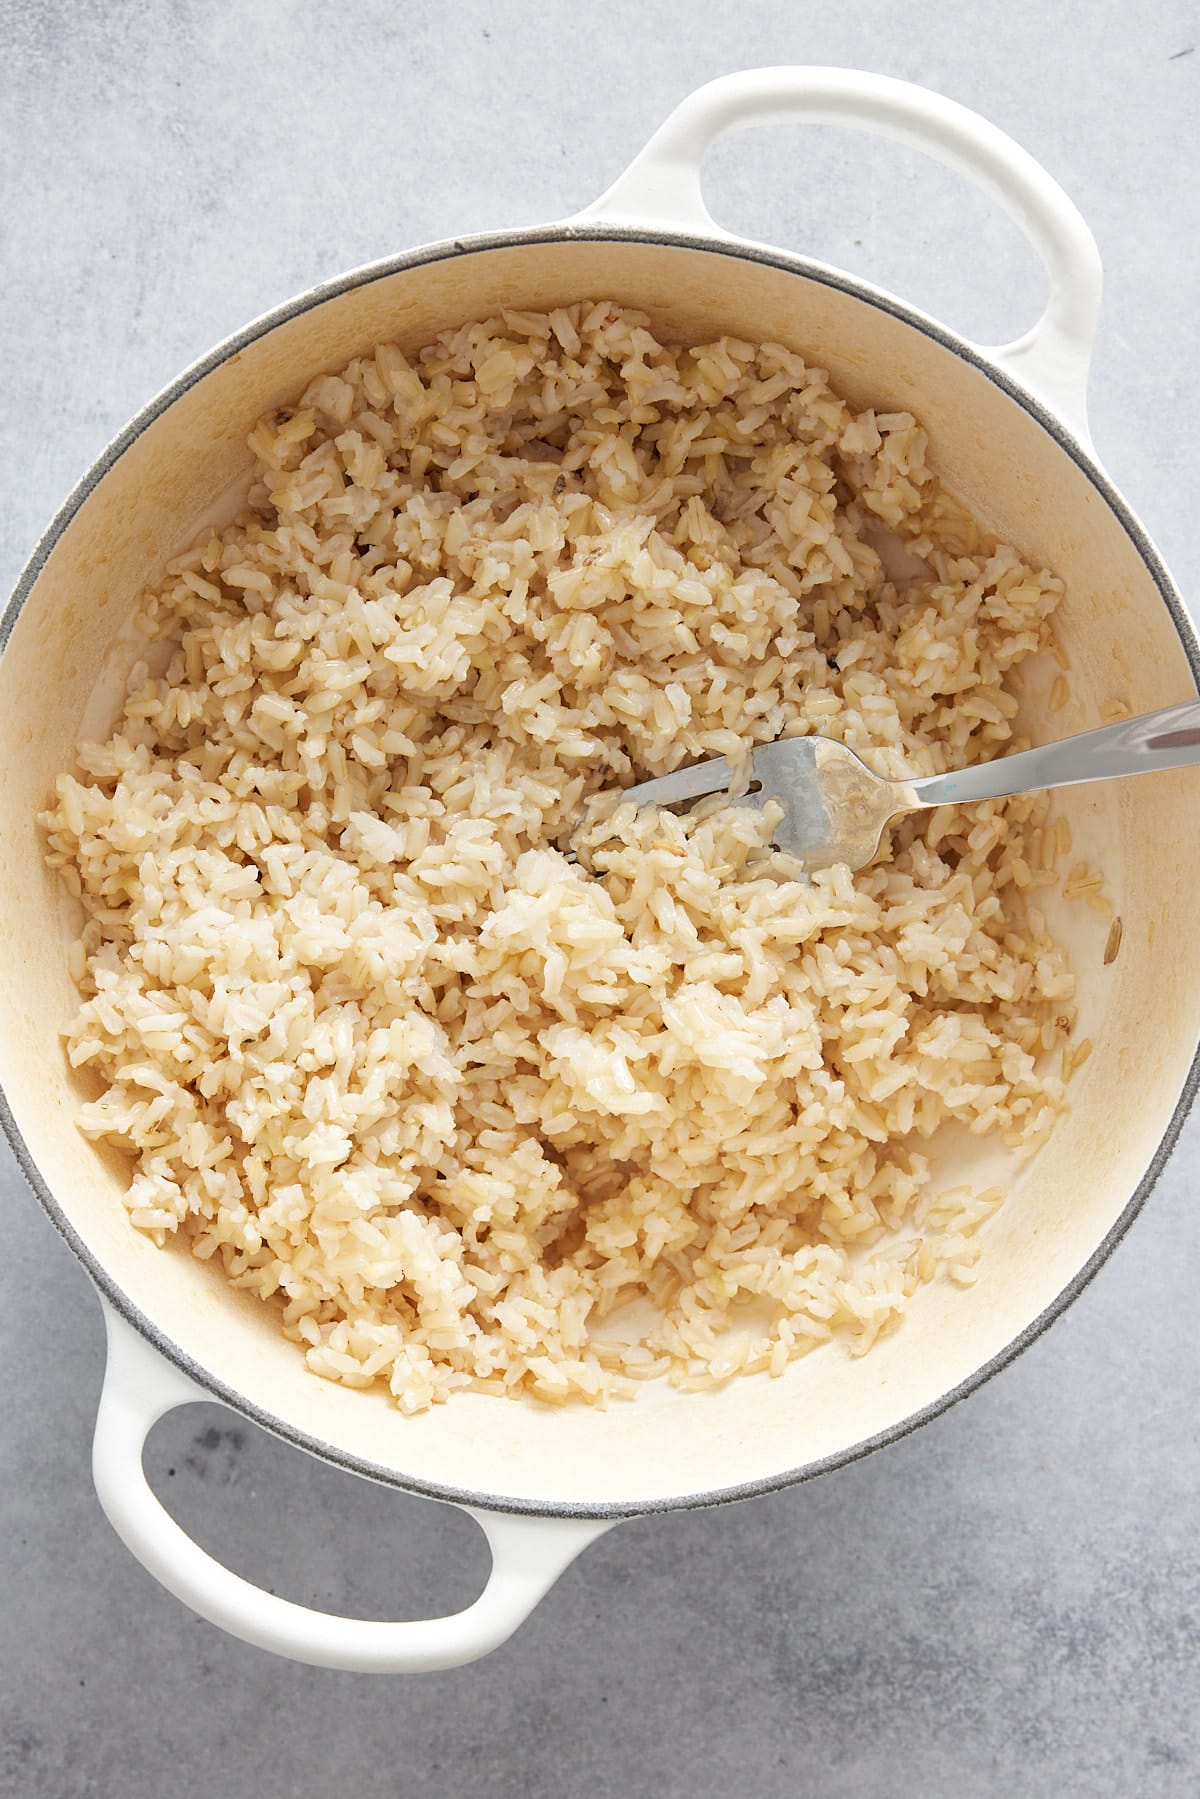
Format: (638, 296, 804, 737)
(42, 301, 1075, 1412)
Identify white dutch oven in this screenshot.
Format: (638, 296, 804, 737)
(3, 68, 1198, 1672)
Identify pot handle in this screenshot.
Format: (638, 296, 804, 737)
(577, 67, 1102, 441)
(91, 1305, 610, 1671)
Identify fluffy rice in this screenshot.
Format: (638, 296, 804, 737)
(41, 301, 1076, 1412)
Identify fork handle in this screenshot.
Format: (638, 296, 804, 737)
(908, 699, 1200, 808)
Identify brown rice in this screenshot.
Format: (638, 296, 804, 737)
(41, 301, 1076, 1412)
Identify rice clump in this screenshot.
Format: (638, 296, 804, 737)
(42, 301, 1076, 1412)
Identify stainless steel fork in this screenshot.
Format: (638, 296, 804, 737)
(606, 699, 1200, 870)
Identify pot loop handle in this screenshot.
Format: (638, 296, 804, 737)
(92, 1305, 611, 1671)
(576, 67, 1102, 442)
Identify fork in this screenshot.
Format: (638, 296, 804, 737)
(600, 699, 1200, 871)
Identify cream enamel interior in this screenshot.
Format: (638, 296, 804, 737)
(2, 235, 1197, 1512)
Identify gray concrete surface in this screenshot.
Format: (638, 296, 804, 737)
(2, 2, 1198, 1794)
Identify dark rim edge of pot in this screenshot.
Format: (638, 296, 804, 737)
(2, 223, 1198, 1519)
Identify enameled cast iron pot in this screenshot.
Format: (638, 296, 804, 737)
(3, 69, 1198, 1671)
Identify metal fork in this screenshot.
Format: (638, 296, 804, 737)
(599, 699, 1200, 871)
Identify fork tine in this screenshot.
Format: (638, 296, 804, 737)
(584, 735, 896, 870)
(621, 755, 733, 810)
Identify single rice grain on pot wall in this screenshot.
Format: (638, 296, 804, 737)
(40, 301, 1076, 1412)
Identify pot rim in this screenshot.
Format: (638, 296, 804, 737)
(3, 220, 1198, 1519)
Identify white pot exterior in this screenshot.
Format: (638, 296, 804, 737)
(2, 70, 1197, 1669)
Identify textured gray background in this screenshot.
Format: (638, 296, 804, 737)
(2, 2, 1198, 1794)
